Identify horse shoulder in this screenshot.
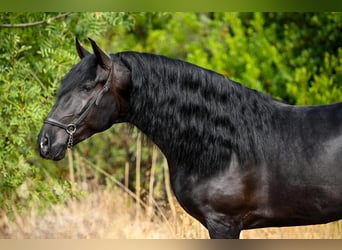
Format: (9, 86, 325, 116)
(169, 153, 272, 237)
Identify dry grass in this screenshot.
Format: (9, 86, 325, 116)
(1, 187, 341, 239)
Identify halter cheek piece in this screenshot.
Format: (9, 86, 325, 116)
(44, 61, 113, 148)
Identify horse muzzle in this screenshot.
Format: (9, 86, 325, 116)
(37, 128, 68, 161)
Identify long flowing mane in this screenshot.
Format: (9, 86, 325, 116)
(117, 52, 278, 175)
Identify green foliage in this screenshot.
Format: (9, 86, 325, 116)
(0, 12, 137, 215)
(0, 12, 341, 219)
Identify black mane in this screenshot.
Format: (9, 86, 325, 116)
(118, 52, 278, 175)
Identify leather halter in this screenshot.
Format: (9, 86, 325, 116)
(44, 61, 113, 148)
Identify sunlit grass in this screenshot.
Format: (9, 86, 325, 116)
(1, 185, 341, 239)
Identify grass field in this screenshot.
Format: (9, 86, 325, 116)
(1, 187, 341, 239)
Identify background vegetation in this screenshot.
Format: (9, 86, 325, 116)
(0, 12, 341, 238)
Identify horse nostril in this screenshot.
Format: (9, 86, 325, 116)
(40, 135, 50, 156)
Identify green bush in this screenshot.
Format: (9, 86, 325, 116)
(0, 12, 137, 216)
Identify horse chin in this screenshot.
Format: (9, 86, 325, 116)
(39, 142, 68, 161)
(50, 147, 67, 161)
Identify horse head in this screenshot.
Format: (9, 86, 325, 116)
(37, 38, 130, 160)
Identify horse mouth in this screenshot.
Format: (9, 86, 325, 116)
(39, 144, 67, 161)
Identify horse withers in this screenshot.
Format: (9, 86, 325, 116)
(38, 38, 342, 238)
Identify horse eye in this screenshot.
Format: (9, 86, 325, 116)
(82, 83, 94, 92)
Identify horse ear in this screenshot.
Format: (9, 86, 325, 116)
(75, 38, 90, 59)
(88, 38, 111, 70)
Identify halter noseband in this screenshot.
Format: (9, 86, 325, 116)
(44, 61, 113, 148)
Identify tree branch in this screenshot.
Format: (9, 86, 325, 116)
(0, 13, 73, 28)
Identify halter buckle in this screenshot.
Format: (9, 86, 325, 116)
(66, 124, 77, 135)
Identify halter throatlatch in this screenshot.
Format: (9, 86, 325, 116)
(44, 61, 113, 148)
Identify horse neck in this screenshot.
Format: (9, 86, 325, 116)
(120, 52, 276, 175)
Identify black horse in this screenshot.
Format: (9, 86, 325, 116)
(38, 38, 342, 238)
